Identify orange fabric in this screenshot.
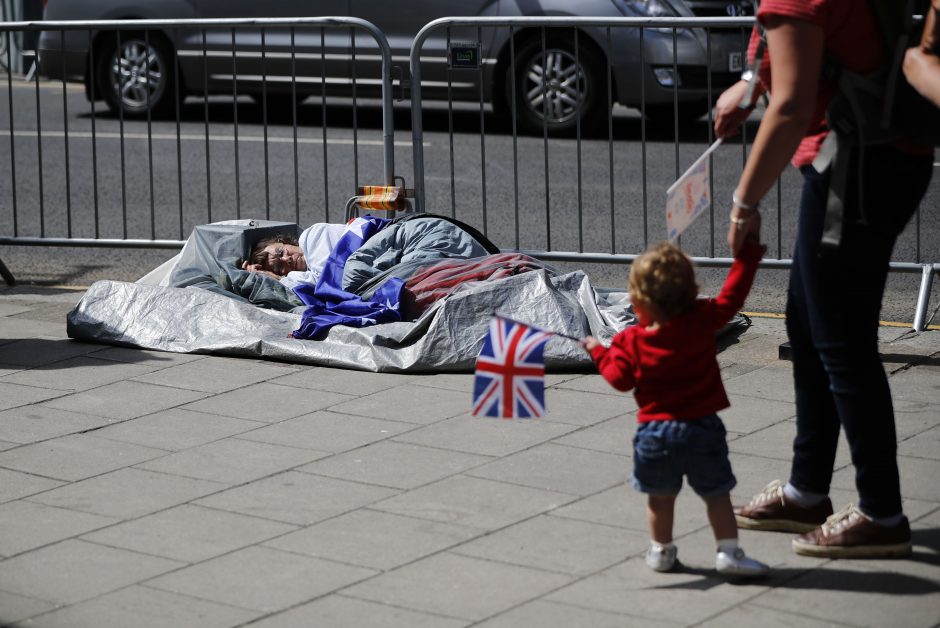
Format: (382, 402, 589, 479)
(356, 186, 403, 210)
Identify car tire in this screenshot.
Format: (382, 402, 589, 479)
(97, 32, 179, 119)
(505, 34, 606, 136)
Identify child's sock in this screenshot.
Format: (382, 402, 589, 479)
(716, 538, 739, 555)
(783, 482, 827, 507)
(650, 540, 675, 552)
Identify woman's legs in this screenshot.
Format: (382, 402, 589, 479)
(787, 167, 842, 496)
(787, 147, 933, 519)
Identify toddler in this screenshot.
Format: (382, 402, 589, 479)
(582, 237, 768, 577)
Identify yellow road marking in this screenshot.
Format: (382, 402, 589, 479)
(742, 311, 939, 331)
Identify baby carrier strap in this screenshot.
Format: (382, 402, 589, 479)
(817, 0, 938, 249)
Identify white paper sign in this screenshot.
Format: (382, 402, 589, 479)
(665, 138, 723, 241)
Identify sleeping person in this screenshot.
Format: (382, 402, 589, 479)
(241, 215, 497, 295)
(236, 214, 542, 337)
(241, 223, 346, 289)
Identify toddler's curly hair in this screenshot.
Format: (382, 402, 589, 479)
(629, 241, 699, 321)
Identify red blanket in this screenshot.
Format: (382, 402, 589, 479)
(403, 253, 549, 317)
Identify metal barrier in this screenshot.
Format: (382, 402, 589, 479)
(408, 15, 939, 331)
(0, 15, 937, 329)
(0, 0, 29, 75)
(0, 2, 7, 72)
(0, 16, 398, 283)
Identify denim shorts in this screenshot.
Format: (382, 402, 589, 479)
(631, 414, 736, 498)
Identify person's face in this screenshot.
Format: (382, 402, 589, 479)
(261, 243, 307, 275)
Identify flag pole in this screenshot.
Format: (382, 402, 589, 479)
(493, 313, 583, 343)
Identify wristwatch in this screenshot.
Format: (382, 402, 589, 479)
(740, 69, 755, 83)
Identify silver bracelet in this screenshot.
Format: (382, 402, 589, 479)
(729, 210, 754, 230)
(732, 192, 757, 212)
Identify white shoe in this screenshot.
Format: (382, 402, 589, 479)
(645, 543, 678, 572)
(715, 547, 769, 577)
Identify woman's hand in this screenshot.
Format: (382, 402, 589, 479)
(241, 261, 282, 281)
(714, 80, 755, 138)
(727, 207, 761, 256)
(580, 336, 601, 352)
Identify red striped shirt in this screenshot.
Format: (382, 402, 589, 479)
(748, 0, 883, 167)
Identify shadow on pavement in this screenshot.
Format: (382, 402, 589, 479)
(0, 337, 179, 367)
(651, 528, 940, 593)
(879, 353, 940, 368)
(716, 316, 751, 353)
(654, 565, 940, 594)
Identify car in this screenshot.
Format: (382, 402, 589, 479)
(37, 0, 752, 133)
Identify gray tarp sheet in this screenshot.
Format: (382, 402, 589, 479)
(67, 270, 633, 372)
(66, 219, 637, 372)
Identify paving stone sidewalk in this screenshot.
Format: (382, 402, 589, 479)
(0, 286, 938, 627)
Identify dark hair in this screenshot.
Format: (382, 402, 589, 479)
(628, 241, 699, 321)
(249, 234, 299, 269)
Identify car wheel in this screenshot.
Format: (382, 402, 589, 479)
(97, 33, 179, 119)
(643, 101, 711, 126)
(506, 34, 606, 135)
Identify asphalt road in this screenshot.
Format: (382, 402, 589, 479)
(1, 76, 938, 324)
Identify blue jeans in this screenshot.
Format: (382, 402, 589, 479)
(787, 145, 933, 518)
(632, 414, 736, 498)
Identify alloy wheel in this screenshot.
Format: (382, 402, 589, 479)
(109, 39, 166, 112)
(522, 48, 587, 125)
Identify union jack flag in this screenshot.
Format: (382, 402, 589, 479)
(472, 316, 553, 418)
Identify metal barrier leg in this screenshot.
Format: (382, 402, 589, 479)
(24, 60, 37, 81)
(344, 196, 359, 222)
(912, 264, 936, 332)
(0, 256, 15, 287)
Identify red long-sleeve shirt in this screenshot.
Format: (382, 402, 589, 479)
(590, 242, 764, 422)
(746, 0, 913, 167)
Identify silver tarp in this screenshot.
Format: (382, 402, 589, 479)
(66, 220, 636, 372)
(67, 270, 634, 372)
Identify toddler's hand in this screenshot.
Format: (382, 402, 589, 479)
(580, 336, 600, 352)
